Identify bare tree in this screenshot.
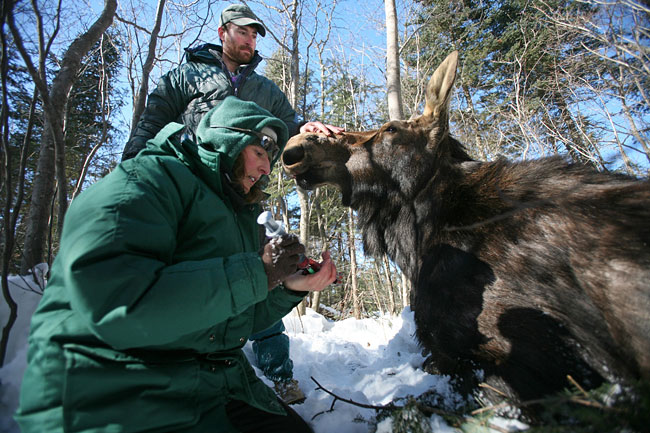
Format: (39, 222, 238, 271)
(534, 0, 650, 170)
(70, 34, 114, 200)
(305, 0, 337, 122)
(251, 0, 344, 315)
(309, 188, 331, 314)
(248, 0, 309, 315)
(127, 0, 166, 135)
(116, 0, 217, 134)
(385, 0, 403, 120)
(382, 255, 397, 315)
(9, 0, 117, 274)
(348, 208, 361, 319)
(369, 273, 384, 314)
(400, 271, 410, 309)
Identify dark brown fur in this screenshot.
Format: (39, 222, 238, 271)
(282, 51, 650, 402)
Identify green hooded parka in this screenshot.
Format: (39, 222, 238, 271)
(16, 97, 303, 433)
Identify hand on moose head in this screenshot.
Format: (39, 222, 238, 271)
(284, 251, 337, 293)
(260, 234, 305, 290)
(300, 121, 345, 136)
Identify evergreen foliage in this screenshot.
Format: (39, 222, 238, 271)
(64, 31, 125, 190)
(369, 380, 650, 432)
(1, 27, 124, 273)
(404, 0, 647, 171)
(1, 42, 42, 273)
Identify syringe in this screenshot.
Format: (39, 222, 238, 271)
(257, 211, 319, 274)
(257, 211, 287, 237)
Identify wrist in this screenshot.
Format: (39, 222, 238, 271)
(280, 282, 309, 297)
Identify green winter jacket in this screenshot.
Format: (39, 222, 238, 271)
(122, 44, 298, 160)
(16, 97, 302, 433)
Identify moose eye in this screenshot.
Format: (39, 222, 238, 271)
(385, 125, 398, 133)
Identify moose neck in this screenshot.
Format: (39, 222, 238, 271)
(353, 159, 463, 283)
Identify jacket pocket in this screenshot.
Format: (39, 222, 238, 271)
(62, 344, 200, 432)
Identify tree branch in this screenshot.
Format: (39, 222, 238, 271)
(309, 376, 460, 420)
(310, 376, 395, 419)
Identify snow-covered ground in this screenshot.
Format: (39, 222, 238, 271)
(1, 270, 526, 432)
(262, 308, 464, 432)
(0, 267, 46, 433)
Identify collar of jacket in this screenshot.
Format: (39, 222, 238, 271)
(184, 136, 266, 207)
(140, 123, 226, 197)
(137, 122, 267, 208)
(179, 136, 265, 210)
(186, 139, 227, 196)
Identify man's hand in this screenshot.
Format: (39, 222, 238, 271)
(283, 251, 337, 293)
(260, 235, 305, 290)
(300, 121, 345, 136)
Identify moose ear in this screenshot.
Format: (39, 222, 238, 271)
(422, 51, 458, 119)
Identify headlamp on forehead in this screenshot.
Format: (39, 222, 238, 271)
(209, 125, 279, 161)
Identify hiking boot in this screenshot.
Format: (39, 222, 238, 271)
(274, 379, 306, 405)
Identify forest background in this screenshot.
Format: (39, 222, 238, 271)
(1, 0, 648, 367)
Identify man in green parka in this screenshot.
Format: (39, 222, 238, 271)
(15, 96, 337, 433)
(122, 4, 343, 404)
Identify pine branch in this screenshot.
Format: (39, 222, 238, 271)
(472, 376, 627, 416)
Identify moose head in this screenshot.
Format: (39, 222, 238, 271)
(283, 51, 468, 207)
(282, 51, 472, 280)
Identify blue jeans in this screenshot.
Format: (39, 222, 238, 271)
(249, 321, 293, 382)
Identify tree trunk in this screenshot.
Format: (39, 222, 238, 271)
(385, 0, 403, 121)
(14, 0, 117, 273)
(370, 274, 384, 315)
(310, 192, 327, 314)
(296, 186, 309, 316)
(401, 271, 410, 309)
(72, 43, 110, 201)
(1, 0, 18, 366)
(289, 0, 301, 109)
(20, 124, 56, 274)
(283, 0, 308, 315)
(349, 209, 360, 319)
(129, 0, 166, 135)
(383, 255, 396, 315)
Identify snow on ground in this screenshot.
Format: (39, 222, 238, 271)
(0, 267, 46, 433)
(264, 308, 465, 432)
(1, 270, 526, 432)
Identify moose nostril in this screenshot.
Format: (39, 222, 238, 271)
(282, 145, 305, 166)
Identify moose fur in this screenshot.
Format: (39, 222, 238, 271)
(282, 51, 650, 403)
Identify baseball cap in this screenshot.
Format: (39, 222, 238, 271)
(219, 4, 266, 37)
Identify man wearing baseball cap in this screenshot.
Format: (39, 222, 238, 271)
(121, 3, 343, 406)
(123, 3, 342, 160)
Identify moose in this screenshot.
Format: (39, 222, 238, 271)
(282, 51, 650, 404)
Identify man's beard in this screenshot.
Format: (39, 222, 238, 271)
(225, 45, 254, 65)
